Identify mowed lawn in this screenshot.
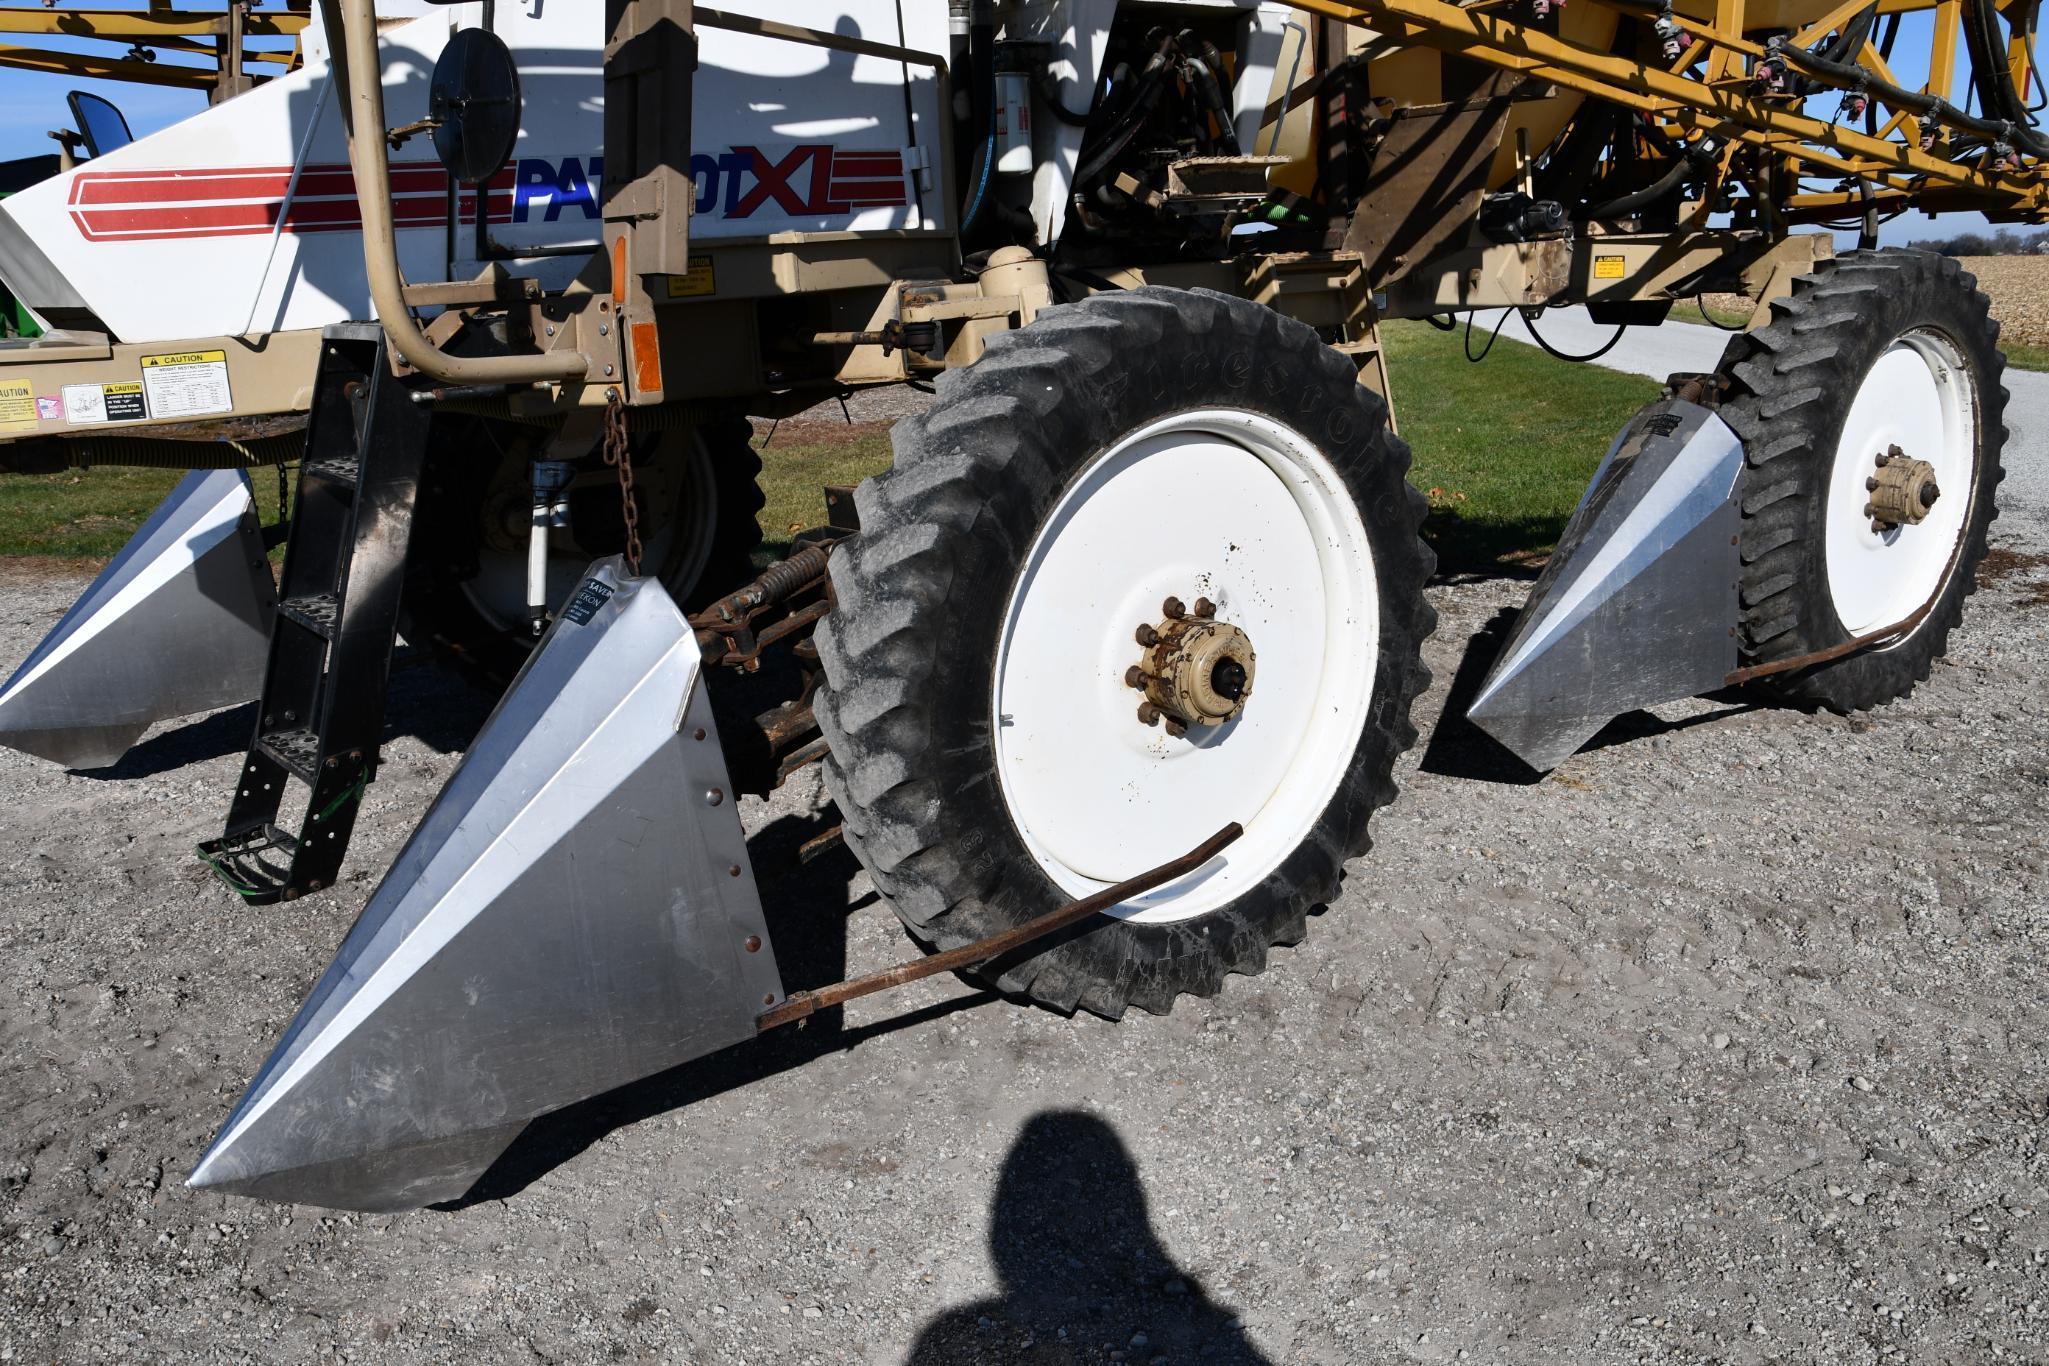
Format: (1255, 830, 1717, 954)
(0, 322, 1653, 573)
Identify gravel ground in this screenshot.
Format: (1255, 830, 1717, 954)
(3, 436, 2049, 1364)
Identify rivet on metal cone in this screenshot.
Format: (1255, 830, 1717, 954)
(0, 468, 276, 770)
(187, 559, 782, 1212)
(1466, 399, 1746, 772)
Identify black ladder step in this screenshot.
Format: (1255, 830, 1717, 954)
(197, 824, 301, 905)
(302, 455, 358, 487)
(207, 326, 429, 908)
(278, 593, 340, 638)
(256, 727, 322, 782)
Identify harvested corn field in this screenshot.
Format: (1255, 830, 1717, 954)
(1956, 255, 2049, 349)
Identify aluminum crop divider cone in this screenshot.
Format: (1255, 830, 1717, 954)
(189, 559, 785, 1211)
(0, 467, 275, 769)
(1466, 398, 1747, 772)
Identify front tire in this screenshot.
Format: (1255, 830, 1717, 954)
(1717, 250, 2006, 711)
(814, 288, 1434, 1017)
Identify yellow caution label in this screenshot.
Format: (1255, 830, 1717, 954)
(0, 378, 36, 433)
(140, 349, 232, 418)
(141, 349, 228, 368)
(666, 255, 717, 299)
(1593, 254, 1628, 280)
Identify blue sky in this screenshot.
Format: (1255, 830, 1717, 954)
(0, 3, 2026, 246)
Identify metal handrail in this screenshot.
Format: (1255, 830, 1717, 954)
(326, 0, 588, 387)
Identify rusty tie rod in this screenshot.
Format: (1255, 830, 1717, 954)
(758, 821, 1244, 1031)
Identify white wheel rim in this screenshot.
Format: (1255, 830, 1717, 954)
(992, 409, 1380, 925)
(1824, 330, 1977, 636)
(461, 430, 716, 630)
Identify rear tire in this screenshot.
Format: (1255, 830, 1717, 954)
(406, 417, 764, 687)
(1716, 249, 2006, 711)
(815, 287, 1434, 1018)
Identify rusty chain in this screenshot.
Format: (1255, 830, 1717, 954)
(602, 388, 643, 577)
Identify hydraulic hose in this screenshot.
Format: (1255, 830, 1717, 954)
(1777, 33, 2049, 158)
(1582, 129, 1725, 221)
(1583, 156, 1691, 220)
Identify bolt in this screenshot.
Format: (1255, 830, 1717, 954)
(706, 788, 725, 807)
(1137, 702, 1162, 726)
(694, 727, 707, 741)
(744, 936, 762, 953)
(1124, 665, 1146, 689)
(598, 322, 610, 337)
(728, 865, 742, 878)
(1135, 623, 1160, 647)
(544, 324, 555, 337)
(1866, 476, 1880, 491)
(1193, 597, 1216, 618)
(1162, 596, 1186, 620)
(1164, 717, 1188, 738)
(763, 994, 777, 1006)
(325, 757, 338, 769)
(604, 364, 616, 377)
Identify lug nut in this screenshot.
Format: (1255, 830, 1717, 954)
(1135, 623, 1160, 647)
(1124, 665, 1146, 689)
(1137, 702, 1162, 726)
(1193, 597, 1216, 619)
(1162, 596, 1186, 620)
(1164, 717, 1188, 738)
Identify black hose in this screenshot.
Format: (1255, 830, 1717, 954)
(1583, 155, 1692, 220)
(1464, 307, 1513, 362)
(1521, 309, 1630, 362)
(1696, 297, 1745, 331)
(1963, 0, 2042, 130)
(1033, 69, 1094, 127)
(1818, 3, 1878, 64)
(1073, 46, 1175, 191)
(1183, 37, 1241, 156)
(1778, 34, 2049, 157)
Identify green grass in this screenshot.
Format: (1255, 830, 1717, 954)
(0, 466, 185, 559)
(755, 426, 895, 561)
(1384, 318, 1655, 571)
(2, 324, 1653, 574)
(2004, 342, 2049, 373)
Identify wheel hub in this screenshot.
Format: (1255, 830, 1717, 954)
(1127, 595, 1257, 737)
(1865, 444, 1941, 531)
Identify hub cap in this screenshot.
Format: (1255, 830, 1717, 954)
(1825, 331, 1976, 636)
(992, 410, 1380, 925)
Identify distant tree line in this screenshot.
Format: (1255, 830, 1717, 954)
(1905, 228, 2049, 256)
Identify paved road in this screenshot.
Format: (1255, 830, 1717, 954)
(1489, 307, 2049, 552)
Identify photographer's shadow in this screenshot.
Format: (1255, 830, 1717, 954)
(907, 1110, 1270, 1365)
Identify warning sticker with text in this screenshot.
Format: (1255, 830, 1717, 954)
(1593, 255, 1628, 280)
(666, 255, 718, 298)
(140, 349, 233, 418)
(0, 379, 35, 433)
(62, 381, 147, 425)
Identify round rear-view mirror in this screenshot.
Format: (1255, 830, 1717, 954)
(429, 28, 523, 186)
